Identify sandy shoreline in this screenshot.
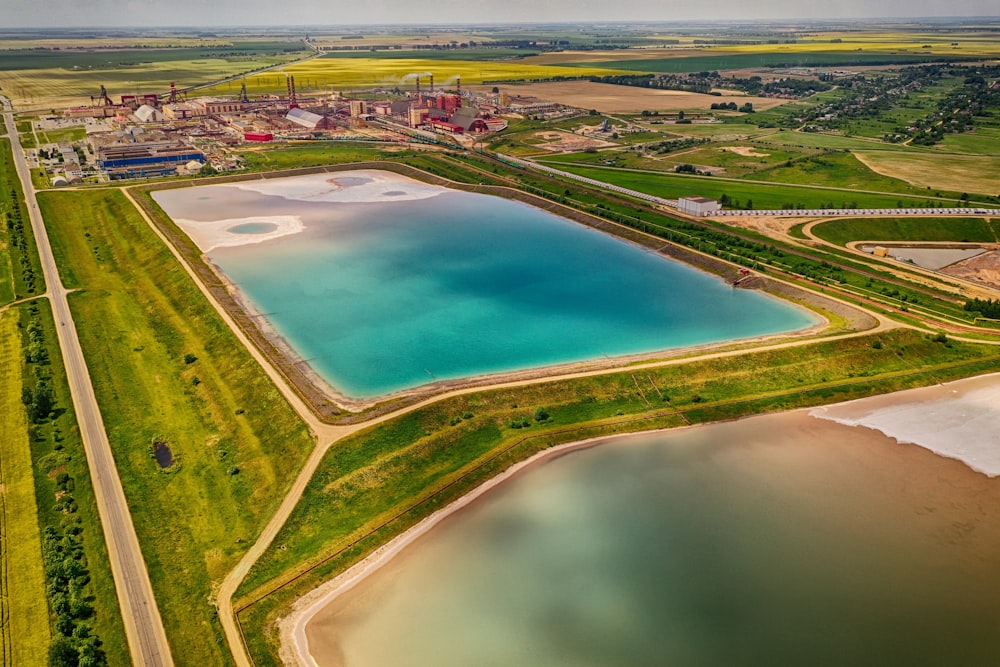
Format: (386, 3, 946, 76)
(811, 371, 1000, 477)
(280, 372, 1000, 665)
(280, 430, 650, 667)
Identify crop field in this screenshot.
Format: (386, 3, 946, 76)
(810, 217, 1000, 247)
(719, 36, 1000, 58)
(318, 48, 543, 61)
(0, 309, 50, 664)
(0, 45, 310, 107)
(556, 52, 957, 74)
(197, 58, 625, 96)
(493, 81, 790, 113)
(39, 188, 315, 665)
(854, 151, 1000, 197)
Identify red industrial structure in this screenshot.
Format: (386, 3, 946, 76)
(243, 131, 274, 142)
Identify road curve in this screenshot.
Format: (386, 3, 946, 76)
(2, 97, 174, 666)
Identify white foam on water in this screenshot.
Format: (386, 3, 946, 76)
(811, 377, 1000, 477)
(232, 170, 443, 204)
(175, 215, 305, 252)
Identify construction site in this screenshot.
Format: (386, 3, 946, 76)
(36, 73, 558, 183)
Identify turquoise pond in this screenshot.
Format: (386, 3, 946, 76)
(153, 171, 817, 399)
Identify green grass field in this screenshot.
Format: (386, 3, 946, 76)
(854, 151, 1000, 197)
(20, 300, 131, 666)
(752, 130, 934, 152)
(37, 126, 87, 144)
(236, 142, 400, 171)
(38, 188, 315, 666)
(237, 327, 1000, 665)
(0, 308, 50, 664)
(546, 163, 961, 210)
(0, 42, 310, 106)
(1, 137, 45, 302)
(810, 217, 1000, 246)
(748, 150, 959, 197)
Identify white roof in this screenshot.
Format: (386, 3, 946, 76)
(286, 108, 323, 129)
(134, 105, 160, 123)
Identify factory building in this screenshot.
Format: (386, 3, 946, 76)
(349, 100, 368, 117)
(162, 103, 204, 120)
(286, 107, 326, 130)
(133, 105, 165, 123)
(677, 196, 722, 217)
(190, 98, 244, 115)
(450, 107, 489, 133)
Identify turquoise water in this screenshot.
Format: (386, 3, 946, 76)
(228, 222, 278, 234)
(154, 173, 816, 398)
(310, 414, 1000, 666)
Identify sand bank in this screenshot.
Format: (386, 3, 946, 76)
(812, 372, 1000, 477)
(174, 215, 305, 253)
(233, 170, 443, 204)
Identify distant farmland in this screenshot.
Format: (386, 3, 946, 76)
(198, 58, 625, 96)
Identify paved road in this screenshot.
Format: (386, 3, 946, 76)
(2, 98, 174, 666)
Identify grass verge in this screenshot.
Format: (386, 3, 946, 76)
(19, 299, 131, 665)
(37, 188, 314, 666)
(1, 137, 45, 303)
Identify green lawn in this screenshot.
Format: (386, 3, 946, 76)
(38, 188, 315, 666)
(748, 150, 958, 198)
(37, 126, 87, 144)
(810, 217, 1000, 246)
(236, 142, 405, 172)
(0, 308, 50, 663)
(550, 164, 961, 210)
(237, 327, 1000, 665)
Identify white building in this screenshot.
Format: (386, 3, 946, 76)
(286, 108, 324, 129)
(677, 196, 721, 217)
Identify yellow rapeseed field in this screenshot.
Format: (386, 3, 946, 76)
(199, 57, 626, 96)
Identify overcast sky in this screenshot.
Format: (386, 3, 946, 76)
(3, 0, 998, 29)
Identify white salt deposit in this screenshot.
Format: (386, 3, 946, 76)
(175, 215, 305, 252)
(812, 373, 1000, 477)
(232, 170, 443, 204)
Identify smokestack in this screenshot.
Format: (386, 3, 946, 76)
(429, 74, 434, 95)
(456, 76, 461, 97)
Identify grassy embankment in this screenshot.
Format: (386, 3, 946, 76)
(397, 151, 990, 330)
(236, 327, 1000, 665)
(38, 188, 315, 666)
(539, 161, 976, 210)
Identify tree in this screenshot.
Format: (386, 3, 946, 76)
(492, 86, 500, 94)
(48, 636, 79, 667)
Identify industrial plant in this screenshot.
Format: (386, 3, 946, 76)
(34, 73, 578, 183)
